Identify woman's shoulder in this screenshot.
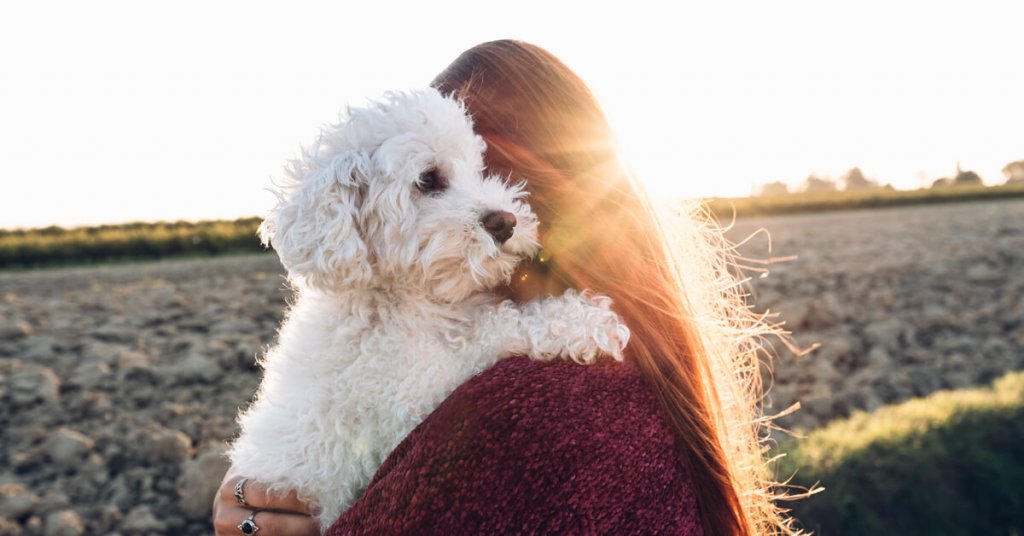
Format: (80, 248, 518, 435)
(455, 355, 672, 441)
(448, 356, 694, 495)
(328, 356, 703, 535)
(376, 356, 676, 477)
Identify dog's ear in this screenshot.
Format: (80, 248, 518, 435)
(259, 150, 372, 292)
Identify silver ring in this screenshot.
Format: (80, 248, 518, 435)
(238, 509, 261, 534)
(234, 477, 249, 506)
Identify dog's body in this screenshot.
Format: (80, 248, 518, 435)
(229, 88, 628, 527)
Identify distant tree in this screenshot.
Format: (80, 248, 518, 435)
(801, 174, 838, 194)
(1003, 160, 1024, 184)
(840, 167, 880, 191)
(932, 177, 953, 188)
(756, 181, 790, 197)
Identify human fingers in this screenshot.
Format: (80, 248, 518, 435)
(220, 475, 320, 515)
(213, 503, 319, 536)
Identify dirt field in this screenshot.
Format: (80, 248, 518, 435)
(1, 198, 1022, 534)
(728, 199, 1024, 431)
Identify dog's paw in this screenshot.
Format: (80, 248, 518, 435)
(520, 289, 630, 365)
(571, 290, 630, 364)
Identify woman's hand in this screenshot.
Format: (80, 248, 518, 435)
(212, 473, 321, 536)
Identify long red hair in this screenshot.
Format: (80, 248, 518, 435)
(433, 40, 794, 535)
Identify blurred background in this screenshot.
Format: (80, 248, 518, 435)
(1, 1, 1022, 534)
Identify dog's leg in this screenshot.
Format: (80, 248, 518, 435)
(498, 290, 630, 365)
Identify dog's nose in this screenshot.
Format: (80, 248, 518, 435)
(480, 210, 517, 245)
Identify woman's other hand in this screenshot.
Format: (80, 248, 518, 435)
(212, 473, 320, 535)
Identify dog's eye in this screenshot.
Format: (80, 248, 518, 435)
(417, 168, 448, 194)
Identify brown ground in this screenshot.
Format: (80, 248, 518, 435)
(1, 198, 1022, 535)
(729, 199, 1024, 431)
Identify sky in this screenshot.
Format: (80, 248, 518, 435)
(1, 1, 1022, 229)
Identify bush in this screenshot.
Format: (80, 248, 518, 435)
(776, 370, 1024, 535)
(0, 217, 266, 269)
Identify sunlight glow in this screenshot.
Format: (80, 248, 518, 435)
(1, 1, 1022, 228)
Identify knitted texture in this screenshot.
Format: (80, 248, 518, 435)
(325, 355, 703, 535)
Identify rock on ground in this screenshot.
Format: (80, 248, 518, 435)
(728, 199, 1024, 432)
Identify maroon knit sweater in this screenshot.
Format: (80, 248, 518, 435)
(325, 355, 703, 535)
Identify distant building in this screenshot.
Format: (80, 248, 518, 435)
(933, 163, 984, 188)
(954, 168, 983, 186)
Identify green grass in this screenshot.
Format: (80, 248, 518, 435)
(777, 370, 1024, 535)
(707, 182, 1024, 219)
(0, 217, 266, 269)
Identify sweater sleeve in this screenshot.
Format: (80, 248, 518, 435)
(324, 356, 703, 535)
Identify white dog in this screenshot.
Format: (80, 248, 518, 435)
(229, 88, 630, 528)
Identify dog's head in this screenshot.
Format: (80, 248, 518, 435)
(260, 88, 539, 302)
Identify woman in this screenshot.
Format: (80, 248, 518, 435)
(214, 40, 794, 535)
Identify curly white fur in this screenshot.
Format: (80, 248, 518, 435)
(229, 88, 630, 529)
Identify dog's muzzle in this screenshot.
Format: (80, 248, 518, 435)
(480, 210, 517, 245)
